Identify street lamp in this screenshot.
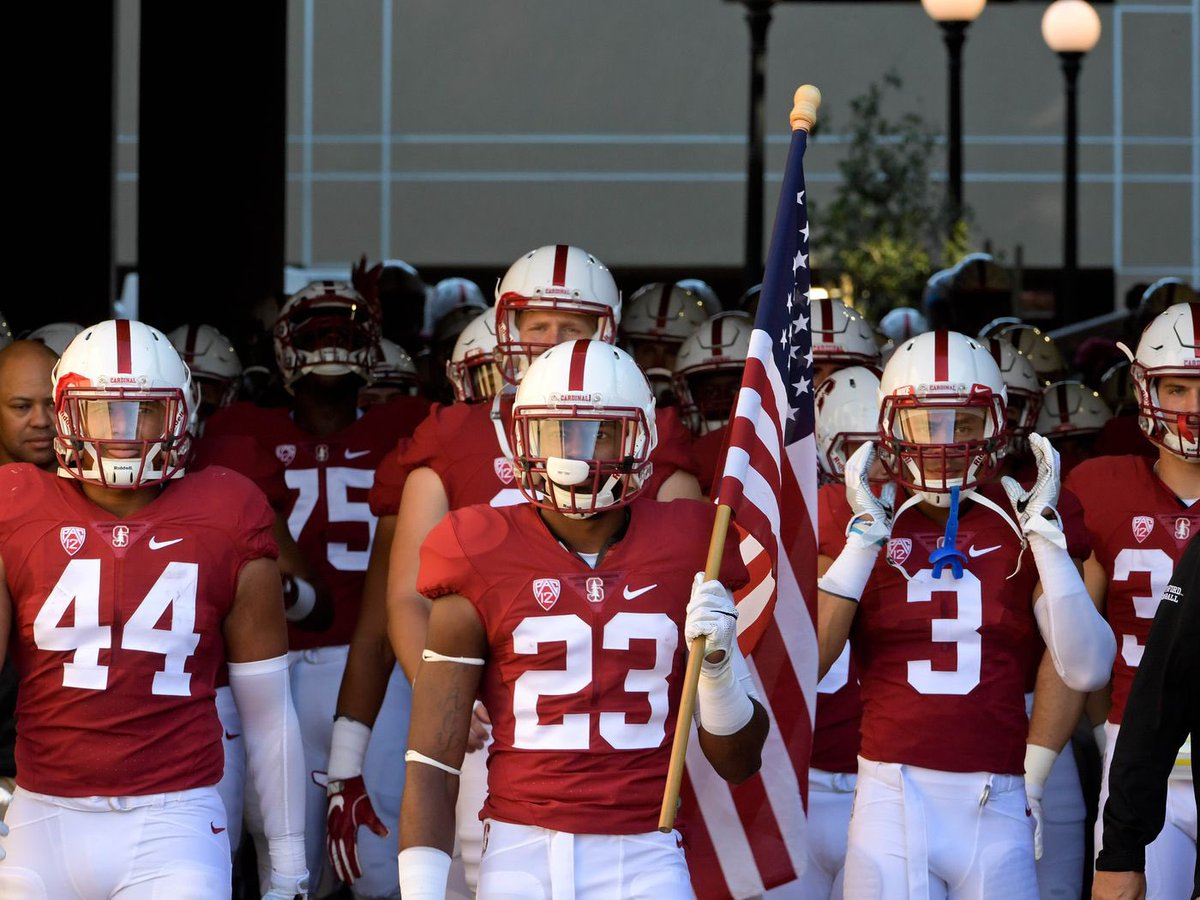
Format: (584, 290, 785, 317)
(1042, 0, 1102, 322)
(921, 0, 986, 220)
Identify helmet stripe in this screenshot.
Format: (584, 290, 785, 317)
(1057, 382, 1071, 425)
(820, 299, 834, 343)
(711, 316, 725, 358)
(934, 330, 949, 382)
(184, 323, 200, 358)
(568, 340, 589, 391)
(656, 283, 672, 330)
(552, 244, 569, 287)
(986, 337, 1002, 367)
(116, 319, 132, 374)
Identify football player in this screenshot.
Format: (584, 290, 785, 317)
(204, 282, 428, 898)
(810, 298, 880, 389)
(398, 340, 767, 898)
(620, 281, 719, 405)
(818, 330, 1114, 898)
(1066, 302, 1200, 899)
(0, 320, 307, 899)
(325, 245, 701, 894)
(166, 323, 243, 428)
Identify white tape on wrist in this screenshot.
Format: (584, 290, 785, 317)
(421, 648, 485, 666)
(818, 537, 881, 602)
(405, 750, 461, 776)
(327, 716, 371, 781)
(397, 846, 452, 900)
(697, 664, 755, 736)
(1024, 743, 1057, 794)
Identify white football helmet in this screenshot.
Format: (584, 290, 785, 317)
(1123, 302, 1200, 460)
(877, 307, 928, 344)
(494, 245, 621, 384)
(982, 337, 1042, 454)
(811, 299, 881, 368)
(982, 321, 1065, 381)
(1098, 359, 1136, 415)
(368, 338, 419, 393)
(0, 310, 12, 350)
(673, 312, 753, 435)
(815, 366, 882, 485)
(167, 323, 242, 410)
(423, 276, 487, 339)
(1139, 277, 1198, 321)
(621, 282, 719, 344)
(1037, 381, 1112, 440)
(446, 310, 503, 404)
(879, 330, 1008, 507)
(675, 278, 722, 312)
(53, 320, 193, 488)
(28, 322, 85, 357)
(511, 340, 656, 519)
(274, 280, 381, 390)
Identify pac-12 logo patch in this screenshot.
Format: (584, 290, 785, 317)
(275, 444, 297, 466)
(60, 527, 86, 556)
(111, 525, 130, 548)
(494, 457, 515, 485)
(533, 578, 561, 611)
(1176, 517, 1192, 541)
(887, 538, 912, 566)
(1132, 516, 1155, 544)
(585, 577, 605, 604)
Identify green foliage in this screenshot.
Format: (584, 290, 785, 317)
(814, 72, 970, 321)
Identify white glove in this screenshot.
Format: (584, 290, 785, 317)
(1026, 780, 1045, 861)
(262, 872, 309, 900)
(844, 441, 896, 547)
(0, 817, 8, 861)
(685, 574, 738, 675)
(1001, 433, 1067, 549)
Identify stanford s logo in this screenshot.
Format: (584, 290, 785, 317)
(1132, 516, 1154, 544)
(532, 578, 561, 611)
(494, 457, 515, 485)
(1176, 518, 1192, 541)
(315, 444, 329, 463)
(887, 538, 912, 566)
(585, 577, 605, 604)
(60, 526, 86, 556)
(275, 444, 297, 466)
(111, 525, 130, 548)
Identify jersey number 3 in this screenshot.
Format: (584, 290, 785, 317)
(33, 558, 201, 697)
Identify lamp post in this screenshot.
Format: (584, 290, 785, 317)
(921, 0, 986, 222)
(731, 0, 776, 292)
(1042, 0, 1101, 323)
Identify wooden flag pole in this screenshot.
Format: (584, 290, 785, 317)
(657, 84, 821, 834)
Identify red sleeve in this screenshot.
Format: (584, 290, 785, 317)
(416, 510, 475, 601)
(368, 438, 412, 517)
(818, 482, 852, 558)
(396, 403, 449, 473)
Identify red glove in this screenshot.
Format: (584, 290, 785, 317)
(326, 774, 388, 884)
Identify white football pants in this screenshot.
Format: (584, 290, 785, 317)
(477, 818, 693, 900)
(1096, 721, 1196, 900)
(843, 757, 1038, 900)
(0, 785, 230, 899)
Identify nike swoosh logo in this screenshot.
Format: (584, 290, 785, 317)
(148, 537, 183, 550)
(210, 822, 226, 834)
(224, 730, 241, 741)
(623, 584, 657, 600)
(344, 449, 371, 460)
(967, 544, 1001, 558)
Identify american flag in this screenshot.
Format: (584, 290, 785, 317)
(683, 127, 819, 898)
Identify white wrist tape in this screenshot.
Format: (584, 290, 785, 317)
(327, 716, 371, 781)
(405, 749, 461, 776)
(398, 846, 452, 900)
(695, 645, 756, 736)
(1030, 533, 1116, 692)
(1024, 743, 1058, 796)
(421, 648, 485, 666)
(818, 535, 881, 603)
(227, 654, 307, 881)
(283, 576, 317, 622)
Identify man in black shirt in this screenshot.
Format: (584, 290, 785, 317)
(1094, 531, 1200, 899)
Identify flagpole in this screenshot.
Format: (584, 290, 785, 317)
(658, 84, 821, 834)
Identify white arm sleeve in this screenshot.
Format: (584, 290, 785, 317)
(228, 655, 308, 884)
(1029, 534, 1116, 692)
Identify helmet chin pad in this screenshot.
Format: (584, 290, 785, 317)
(546, 456, 591, 486)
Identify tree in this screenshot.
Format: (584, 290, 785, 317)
(814, 72, 971, 322)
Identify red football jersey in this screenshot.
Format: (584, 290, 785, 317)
(0, 465, 277, 797)
(387, 396, 699, 517)
(205, 397, 427, 648)
(1092, 415, 1156, 460)
(814, 483, 863, 774)
(367, 436, 412, 518)
(417, 498, 747, 835)
(690, 426, 729, 499)
(192, 432, 290, 511)
(852, 482, 1090, 775)
(1065, 454, 1200, 724)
